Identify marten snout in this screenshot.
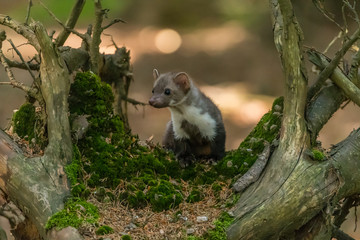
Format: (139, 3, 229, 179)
(149, 98, 155, 106)
(149, 96, 167, 108)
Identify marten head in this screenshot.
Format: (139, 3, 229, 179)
(149, 69, 191, 108)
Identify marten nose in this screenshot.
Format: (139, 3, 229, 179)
(149, 98, 155, 106)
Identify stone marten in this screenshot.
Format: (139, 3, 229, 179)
(149, 69, 226, 167)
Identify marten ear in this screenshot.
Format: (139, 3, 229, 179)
(174, 72, 190, 93)
(153, 69, 160, 80)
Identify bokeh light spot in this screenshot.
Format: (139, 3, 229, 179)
(155, 29, 182, 54)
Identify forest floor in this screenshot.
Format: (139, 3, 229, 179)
(81, 183, 233, 239)
(5, 127, 235, 240)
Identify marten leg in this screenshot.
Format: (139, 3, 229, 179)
(210, 124, 226, 160)
(174, 138, 194, 168)
(162, 121, 175, 150)
(162, 121, 194, 168)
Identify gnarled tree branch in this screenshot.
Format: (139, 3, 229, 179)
(0, 14, 40, 51)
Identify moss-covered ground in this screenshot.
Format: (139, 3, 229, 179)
(31, 72, 283, 239)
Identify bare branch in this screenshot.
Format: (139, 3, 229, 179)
(90, 0, 106, 73)
(5, 57, 39, 70)
(25, 0, 32, 25)
(0, 30, 37, 96)
(313, 0, 344, 31)
(55, 0, 86, 47)
(7, 39, 36, 81)
(102, 18, 126, 30)
(0, 14, 40, 51)
(307, 27, 360, 101)
(0, 49, 33, 94)
(308, 49, 360, 107)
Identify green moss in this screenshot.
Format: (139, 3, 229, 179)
(211, 183, 222, 192)
(65, 146, 81, 186)
(147, 179, 183, 212)
(312, 149, 326, 161)
(206, 212, 234, 240)
(216, 97, 283, 179)
(68, 72, 187, 212)
(65, 146, 90, 198)
(186, 188, 203, 203)
(127, 190, 147, 208)
(187, 212, 234, 240)
(45, 198, 99, 230)
(96, 225, 114, 235)
(13, 103, 36, 141)
(122, 235, 132, 240)
(69, 72, 114, 118)
(225, 194, 241, 208)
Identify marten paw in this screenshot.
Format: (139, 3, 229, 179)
(178, 155, 194, 168)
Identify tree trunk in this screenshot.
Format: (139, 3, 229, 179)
(0, 20, 81, 239)
(227, 0, 360, 239)
(228, 0, 332, 239)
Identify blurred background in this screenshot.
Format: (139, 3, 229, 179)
(0, 0, 360, 237)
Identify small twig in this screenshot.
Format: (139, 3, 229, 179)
(0, 82, 12, 85)
(313, 0, 344, 31)
(343, 0, 360, 27)
(7, 39, 36, 81)
(7, 42, 32, 52)
(342, 3, 349, 32)
(102, 18, 126, 30)
(39, 1, 87, 42)
(25, 0, 32, 25)
(103, 33, 119, 50)
(0, 31, 34, 94)
(323, 31, 344, 54)
(121, 96, 147, 108)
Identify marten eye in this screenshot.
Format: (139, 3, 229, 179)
(164, 88, 171, 95)
(152, 89, 154, 93)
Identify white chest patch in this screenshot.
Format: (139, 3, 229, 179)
(170, 105, 216, 140)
